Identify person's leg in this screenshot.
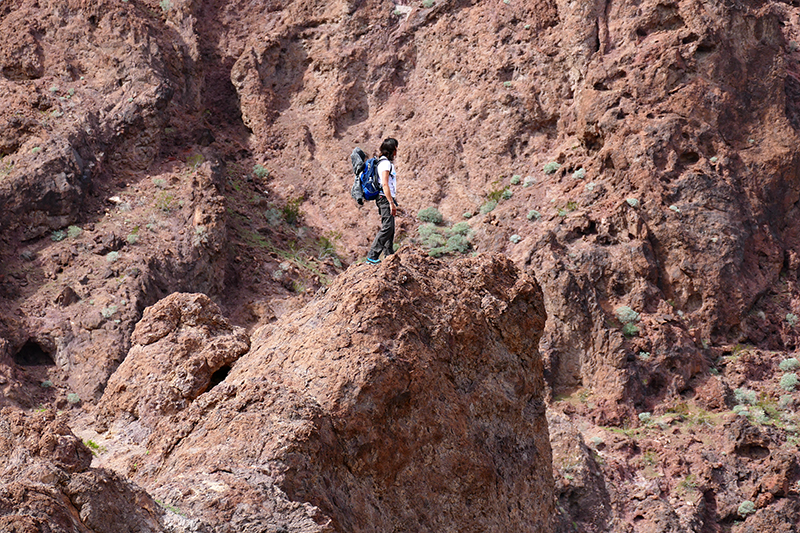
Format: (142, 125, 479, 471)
(382, 205, 395, 256)
(368, 197, 393, 261)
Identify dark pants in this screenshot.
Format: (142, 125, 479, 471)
(368, 195, 395, 260)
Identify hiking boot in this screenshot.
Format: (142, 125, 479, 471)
(366, 257, 380, 265)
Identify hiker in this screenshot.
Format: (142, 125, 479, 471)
(366, 138, 399, 264)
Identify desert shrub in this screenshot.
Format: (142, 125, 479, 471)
(67, 225, 82, 239)
(732, 404, 750, 416)
(463, 212, 473, 218)
(510, 175, 521, 185)
(622, 323, 639, 337)
(422, 0, 434, 7)
(480, 200, 498, 214)
(281, 197, 303, 225)
(160, 0, 172, 12)
(626, 198, 640, 208)
(527, 210, 541, 221)
(66, 393, 81, 404)
(187, 153, 204, 170)
(615, 306, 639, 324)
(572, 168, 586, 180)
(523, 176, 536, 187)
(253, 165, 269, 179)
(669, 204, 681, 214)
(780, 395, 795, 409)
(445, 234, 470, 253)
(501, 189, 513, 200)
(106, 251, 120, 263)
(734, 387, 757, 405)
(787, 313, 799, 327)
(780, 373, 799, 392)
(154, 191, 176, 212)
(51, 230, 66, 242)
(780, 358, 800, 372)
(510, 234, 521, 244)
(449, 222, 471, 236)
(101, 305, 118, 318)
(737, 501, 756, 517)
(418, 207, 444, 224)
(638, 412, 652, 424)
(127, 234, 139, 245)
(543, 161, 560, 174)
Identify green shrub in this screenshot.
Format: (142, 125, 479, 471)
(187, 153, 204, 170)
(445, 234, 470, 253)
(780, 373, 799, 392)
(101, 305, 118, 318)
(463, 212, 473, 218)
(732, 404, 750, 416)
(501, 189, 513, 200)
(626, 198, 640, 208)
(449, 222, 471, 236)
(523, 176, 536, 187)
(543, 161, 560, 174)
(572, 168, 586, 180)
(281, 197, 303, 225)
(527, 210, 541, 221)
(418, 207, 444, 224)
(737, 501, 756, 517)
(480, 200, 498, 214)
(66, 393, 81, 405)
(780, 395, 795, 409)
(67, 225, 82, 239)
(106, 251, 120, 263)
(422, 0, 434, 7)
(253, 165, 270, 179)
(615, 306, 639, 324)
(780, 358, 800, 372)
(787, 313, 799, 327)
(638, 412, 652, 424)
(510, 175, 521, 185)
(622, 323, 639, 337)
(51, 230, 66, 242)
(734, 387, 757, 405)
(154, 191, 176, 212)
(160, 0, 172, 12)
(510, 234, 521, 244)
(127, 234, 139, 245)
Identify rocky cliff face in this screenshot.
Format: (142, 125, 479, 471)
(2, 0, 800, 531)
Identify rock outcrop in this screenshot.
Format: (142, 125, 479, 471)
(0, 408, 166, 533)
(97, 249, 554, 532)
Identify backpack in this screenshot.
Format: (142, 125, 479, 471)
(349, 147, 382, 204)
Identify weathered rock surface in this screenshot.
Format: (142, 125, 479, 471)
(3, 0, 800, 531)
(97, 249, 554, 532)
(96, 292, 250, 431)
(0, 407, 166, 533)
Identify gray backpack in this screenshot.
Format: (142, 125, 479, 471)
(350, 147, 367, 205)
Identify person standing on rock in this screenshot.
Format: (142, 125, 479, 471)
(367, 138, 400, 264)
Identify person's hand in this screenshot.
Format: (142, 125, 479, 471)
(390, 203, 397, 217)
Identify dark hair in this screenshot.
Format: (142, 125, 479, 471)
(379, 138, 398, 161)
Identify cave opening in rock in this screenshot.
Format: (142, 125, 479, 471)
(208, 365, 231, 391)
(13, 340, 55, 366)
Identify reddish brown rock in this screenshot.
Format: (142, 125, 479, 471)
(101, 250, 554, 532)
(96, 292, 250, 430)
(0, 407, 166, 533)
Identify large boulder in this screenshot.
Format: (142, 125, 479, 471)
(100, 249, 554, 532)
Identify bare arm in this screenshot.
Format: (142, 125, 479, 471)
(381, 168, 396, 216)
